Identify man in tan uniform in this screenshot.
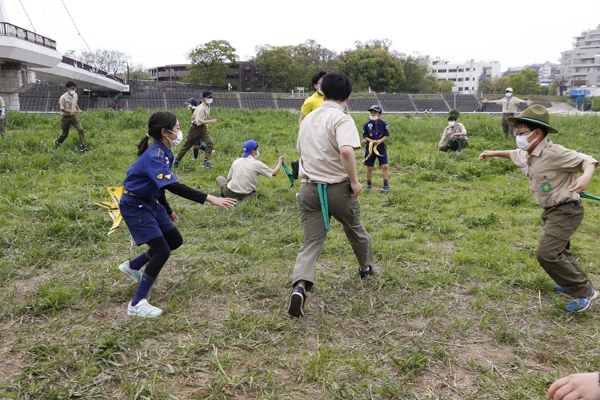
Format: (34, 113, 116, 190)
(479, 105, 598, 312)
(55, 81, 86, 151)
(288, 73, 374, 318)
(481, 87, 529, 139)
(0, 96, 6, 138)
(174, 91, 216, 169)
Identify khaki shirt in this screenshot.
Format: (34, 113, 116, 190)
(491, 96, 525, 113)
(192, 102, 210, 125)
(297, 101, 361, 184)
(509, 138, 598, 208)
(227, 156, 273, 194)
(59, 92, 79, 116)
(441, 122, 467, 140)
(0, 97, 5, 108)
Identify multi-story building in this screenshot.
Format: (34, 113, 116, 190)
(559, 24, 600, 90)
(148, 61, 259, 90)
(503, 62, 558, 86)
(428, 58, 501, 94)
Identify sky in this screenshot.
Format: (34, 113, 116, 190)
(3, 0, 600, 72)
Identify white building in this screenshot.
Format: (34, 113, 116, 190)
(559, 24, 600, 91)
(428, 58, 501, 94)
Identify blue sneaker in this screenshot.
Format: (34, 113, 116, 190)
(566, 285, 597, 312)
(554, 285, 571, 296)
(382, 184, 390, 192)
(366, 184, 372, 190)
(202, 160, 212, 169)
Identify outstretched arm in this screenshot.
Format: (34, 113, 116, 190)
(479, 150, 512, 160)
(271, 154, 285, 177)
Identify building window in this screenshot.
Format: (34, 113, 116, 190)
(449, 69, 457, 72)
(458, 78, 463, 81)
(458, 87, 463, 91)
(458, 69, 464, 72)
(465, 68, 470, 71)
(245, 66, 250, 71)
(465, 77, 470, 81)
(438, 69, 447, 73)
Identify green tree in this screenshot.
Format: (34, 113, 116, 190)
(507, 69, 541, 95)
(335, 40, 405, 92)
(253, 45, 294, 91)
(398, 56, 436, 93)
(185, 40, 238, 86)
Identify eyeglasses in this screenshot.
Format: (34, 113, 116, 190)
(513, 129, 536, 136)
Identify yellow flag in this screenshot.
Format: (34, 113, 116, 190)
(95, 187, 124, 235)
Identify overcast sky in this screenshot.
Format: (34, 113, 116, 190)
(4, 0, 600, 72)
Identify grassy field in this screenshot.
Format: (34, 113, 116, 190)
(1, 107, 600, 399)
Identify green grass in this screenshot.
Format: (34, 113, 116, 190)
(1, 108, 600, 398)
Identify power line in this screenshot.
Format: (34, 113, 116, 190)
(60, 0, 92, 53)
(18, 0, 36, 32)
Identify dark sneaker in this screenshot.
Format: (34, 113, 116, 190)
(566, 285, 597, 312)
(173, 160, 179, 168)
(54, 140, 61, 148)
(288, 286, 306, 317)
(202, 161, 212, 169)
(382, 184, 390, 192)
(366, 184, 372, 190)
(79, 145, 88, 152)
(359, 264, 375, 279)
(218, 189, 224, 198)
(554, 285, 571, 296)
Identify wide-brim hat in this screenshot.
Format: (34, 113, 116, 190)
(507, 105, 558, 133)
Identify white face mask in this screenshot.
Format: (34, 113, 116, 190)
(371, 115, 379, 121)
(316, 84, 323, 95)
(448, 121, 456, 127)
(516, 130, 536, 151)
(167, 130, 183, 147)
(205, 98, 213, 104)
(254, 150, 260, 158)
(506, 92, 512, 97)
(69, 90, 76, 96)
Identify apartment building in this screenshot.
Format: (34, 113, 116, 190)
(559, 24, 600, 91)
(428, 58, 501, 94)
(148, 61, 258, 90)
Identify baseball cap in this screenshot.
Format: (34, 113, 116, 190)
(505, 87, 513, 92)
(185, 97, 198, 106)
(368, 104, 383, 113)
(242, 139, 258, 158)
(202, 90, 213, 98)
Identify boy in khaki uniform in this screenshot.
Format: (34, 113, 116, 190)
(55, 81, 86, 151)
(479, 105, 598, 312)
(174, 91, 216, 169)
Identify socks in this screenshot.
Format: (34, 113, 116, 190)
(193, 148, 199, 159)
(367, 180, 372, 186)
(129, 250, 153, 271)
(131, 273, 156, 306)
(200, 145, 206, 151)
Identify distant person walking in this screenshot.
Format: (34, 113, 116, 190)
(174, 91, 216, 169)
(288, 73, 374, 318)
(298, 70, 327, 125)
(118, 111, 235, 317)
(0, 96, 6, 138)
(54, 80, 87, 151)
(481, 87, 530, 139)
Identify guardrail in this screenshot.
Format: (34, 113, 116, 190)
(60, 56, 125, 84)
(0, 22, 56, 49)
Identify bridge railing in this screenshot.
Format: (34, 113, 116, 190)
(60, 56, 125, 84)
(0, 22, 57, 50)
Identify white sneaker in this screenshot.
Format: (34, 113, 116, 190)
(118, 261, 142, 283)
(211, 150, 216, 156)
(127, 299, 162, 318)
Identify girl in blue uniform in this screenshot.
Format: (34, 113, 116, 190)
(118, 111, 236, 317)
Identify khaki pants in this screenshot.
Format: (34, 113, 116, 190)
(292, 181, 372, 291)
(502, 113, 515, 138)
(0, 118, 5, 138)
(537, 204, 591, 297)
(216, 176, 253, 200)
(175, 124, 214, 163)
(56, 115, 85, 145)
(439, 137, 468, 152)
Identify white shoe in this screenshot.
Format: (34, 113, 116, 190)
(118, 261, 141, 283)
(127, 299, 162, 318)
(211, 150, 216, 156)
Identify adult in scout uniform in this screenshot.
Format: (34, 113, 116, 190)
(174, 91, 216, 169)
(0, 96, 6, 138)
(479, 105, 598, 312)
(55, 81, 87, 151)
(117, 111, 235, 317)
(288, 73, 374, 318)
(362, 104, 390, 191)
(298, 70, 327, 125)
(481, 87, 530, 139)
(216, 139, 285, 200)
(438, 114, 468, 154)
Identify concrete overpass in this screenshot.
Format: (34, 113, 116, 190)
(0, 1, 126, 110)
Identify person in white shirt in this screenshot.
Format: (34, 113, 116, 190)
(216, 139, 285, 199)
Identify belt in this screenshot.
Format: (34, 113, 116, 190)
(123, 189, 137, 197)
(545, 199, 581, 211)
(301, 179, 348, 185)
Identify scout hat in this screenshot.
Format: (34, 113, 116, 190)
(507, 105, 558, 133)
(242, 139, 258, 157)
(368, 104, 383, 113)
(185, 98, 198, 106)
(505, 87, 513, 93)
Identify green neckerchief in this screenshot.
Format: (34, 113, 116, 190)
(317, 183, 330, 232)
(279, 161, 295, 191)
(580, 192, 600, 201)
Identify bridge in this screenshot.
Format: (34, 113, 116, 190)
(0, 1, 127, 110)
